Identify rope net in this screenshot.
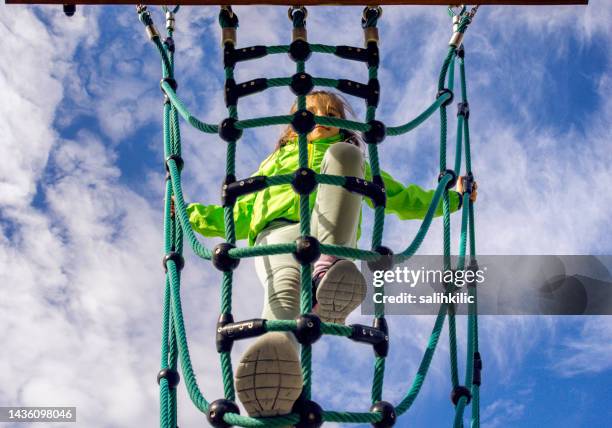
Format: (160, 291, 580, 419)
(139, 4, 481, 427)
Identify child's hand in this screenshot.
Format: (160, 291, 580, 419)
(456, 176, 478, 203)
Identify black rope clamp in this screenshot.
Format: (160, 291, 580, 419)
(290, 73, 314, 96)
(473, 351, 482, 386)
(222, 175, 267, 207)
(362, 6, 383, 28)
(457, 101, 470, 119)
(438, 169, 458, 190)
(293, 236, 321, 265)
(207, 399, 240, 428)
(63, 4, 76, 16)
(292, 168, 317, 195)
(219, 6, 239, 29)
(336, 78, 380, 107)
(157, 368, 180, 389)
(460, 172, 475, 194)
(165, 154, 184, 174)
(291, 109, 316, 135)
(344, 177, 386, 207)
(363, 120, 386, 145)
(335, 44, 380, 68)
(349, 317, 389, 357)
(456, 45, 465, 59)
(163, 37, 175, 53)
(451, 385, 472, 405)
(223, 45, 268, 68)
(367, 42, 380, 67)
(335, 45, 368, 62)
(218, 117, 243, 143)
(292, 396, 323, 428)
(216, 314, 267, 353)
(160, 77, 178, 93)
(215, 313, 234, 352)
(224, 78, 268, 107)
(367, 246, 394, 273)
(436, 88, 454, 107)
(163, 251, 185, 272)
(294, 313, 322, 345)
(289, 39, 312, 62)
(370, 401, 396, 428)
(212, 243, 240, 272)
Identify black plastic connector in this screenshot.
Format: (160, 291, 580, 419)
(370, 401, 396, 428)
(207, 399, 240, 428)
(223, 45, 267, 68)
(367, 41, 380, 68)
(456, 45, 465, 59)
(473, 351, 482, 386)
(349, 317, 389, 357)
(292, 168, 317, 195)
(219, 7, 239, 29)
(344, 177, 386, 207)
(212, 243, 240, 272)
(367, 246, 394, 273)
(63, 4, 76, 16)
(336, 79, 380, 107)
(163, 37, 175, 53)
(291, 110, 316, 135)
(362, 120, 386, 145)
(160, 77, 178, 93)
(289, 40, 311, 62)
(157, 368, 180, 389)
(436, 88, 454, 107)
(163, 252, 185, 272)
(372, 317, 389, 357)
(460, 172, 475, 194)
(451, 386, 472, 406)
(165, 154, 184, 173)
(457, 102, 470, 120)
(215, 313, 234, 353)
(292, 396, 323, 428)
(290, 73, 314, 96)
(335, 45, 369, 62)
(224, 78, 268, 107)
(293, 236, 321, 265)
(294, 313, 322, 346)
(216, 315, 267, 353)
(438, 169, 458, 190)
(222, 175, 267, 207)
(218, 117, 243, 143)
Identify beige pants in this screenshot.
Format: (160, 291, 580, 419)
(254, 142, 365, 326)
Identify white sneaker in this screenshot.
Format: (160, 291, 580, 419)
(313, 259, 367, 324)
(235, 332, 303, 418)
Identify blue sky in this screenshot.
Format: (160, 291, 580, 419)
(1, 2, 611, 427)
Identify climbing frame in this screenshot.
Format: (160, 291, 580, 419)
(146, 4, 485, 428)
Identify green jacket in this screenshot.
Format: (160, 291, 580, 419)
(187, 133, 461, 246)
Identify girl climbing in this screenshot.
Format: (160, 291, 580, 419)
(187, 90, 477, 419)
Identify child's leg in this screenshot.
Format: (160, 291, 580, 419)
(235, 221, 303, 418)
(311, 142, 367, 323)
(311, 142, 364, 246)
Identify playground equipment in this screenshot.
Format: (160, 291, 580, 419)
(6, 1, 588, 427)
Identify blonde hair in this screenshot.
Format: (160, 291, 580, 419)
(275, 90, 361, 150)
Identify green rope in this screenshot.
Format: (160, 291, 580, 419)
(141, 5, 481, 427)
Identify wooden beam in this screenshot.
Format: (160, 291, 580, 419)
(4, 0, 589, 5)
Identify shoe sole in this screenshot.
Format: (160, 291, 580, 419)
(315, 260, 367, 324)
(235, 332, 303, 418)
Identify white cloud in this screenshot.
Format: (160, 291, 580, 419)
(1, 2, 611, 427)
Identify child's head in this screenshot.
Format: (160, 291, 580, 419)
(276, 91, 360, 149)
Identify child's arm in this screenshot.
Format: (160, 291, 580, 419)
(364, 163, 462, 220)
(187, 189, 256, 240)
